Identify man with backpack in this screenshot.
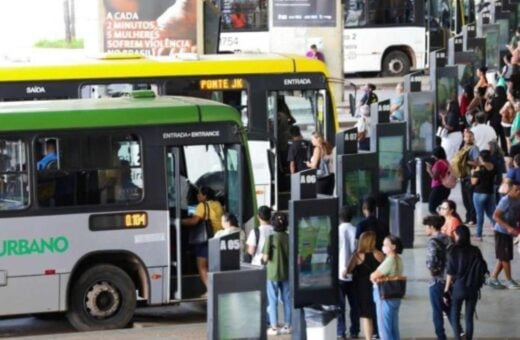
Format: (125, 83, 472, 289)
(452, 129, 480, 224)
(287, 125, 311, 174)
(423, 215, 452, 340)
(444, 225, 488, 340)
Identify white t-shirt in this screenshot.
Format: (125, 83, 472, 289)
(471, 124, 497, 151)
(246, 224, 274, 266)
(338, 222, 357, 281)
(355, 116, 371, 138)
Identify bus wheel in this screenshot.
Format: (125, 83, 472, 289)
(382, 51, 410, 77)
(67, 264, 136, 331)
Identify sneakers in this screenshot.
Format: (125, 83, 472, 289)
(267, 327, 279, 336)
(280, 325, 292, 334)
(487, 277, 506, 289)
(465, 220, 475, 226)
(504, 279, 520, 290)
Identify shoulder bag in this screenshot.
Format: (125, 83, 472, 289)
(188, 202, 213, 245)
(441, 162, 458, 189)
(316, 157, 330, 178)
(376, 260, 407, 300)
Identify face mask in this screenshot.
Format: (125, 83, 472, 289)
(382, 245, 390, 255)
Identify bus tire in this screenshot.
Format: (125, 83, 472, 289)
(382, 51, 410, 77)
(67, 264, 136, 331)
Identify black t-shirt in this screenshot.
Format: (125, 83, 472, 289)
(510, 143, 520, 159)
(446, 110, 462, 132)
(472, 165, 497, 194)
(355, 215, 389, 251)
(287, 139, 311, 173)
(447, 245, 483, 298)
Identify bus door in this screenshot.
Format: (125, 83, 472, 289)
(267, 90, 326, 210)
(165, 143, 243, 301)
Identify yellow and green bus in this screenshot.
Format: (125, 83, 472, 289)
(0, 92, 255, 330)
(0, 53, 339, 209)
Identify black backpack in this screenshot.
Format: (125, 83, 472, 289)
(464, 249, 489, 291)
(429, 238, 447, 276)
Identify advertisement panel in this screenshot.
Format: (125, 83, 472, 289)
(103, 0, 198, 56)
(272, 0, 336, 27)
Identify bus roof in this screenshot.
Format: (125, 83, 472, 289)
(0, 95, 241, 132)
(0, 53, 330, 82)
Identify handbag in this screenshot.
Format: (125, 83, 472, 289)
(376, 261, 407, 299)
(188, 202, 213, 245)
(441, 163, 457, 189)
(316, 157, 330, 178)
(436, 126, 448, 138)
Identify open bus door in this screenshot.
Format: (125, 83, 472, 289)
(268, 90, 328, 210)
(165, 143, 245, 300)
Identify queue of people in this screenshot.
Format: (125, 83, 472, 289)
(338, 197, 408, 340)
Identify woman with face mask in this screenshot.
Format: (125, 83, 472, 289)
(370, 235, 404, 340)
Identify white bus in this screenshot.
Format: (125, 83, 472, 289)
(343, 0, 427, 76)
(217, 0, 428, 76)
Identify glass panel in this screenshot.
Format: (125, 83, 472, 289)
(184, 144, 227, 208)
(36, 133, 143, 207)
(220, 0, 268, 32)
(345, 0, 417, 27)
(0, 140, 28, 211)
(226, 147, 239, 215)
(80, 83, 159, 98)
(278, 91, 319, 141)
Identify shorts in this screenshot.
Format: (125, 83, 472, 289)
(194, 242, 208, 258)
(495, 231, 513, 261)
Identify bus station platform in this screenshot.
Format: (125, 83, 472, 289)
(4, 182, 520, 340)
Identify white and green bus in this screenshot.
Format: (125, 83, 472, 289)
(0, 91, 255, 330)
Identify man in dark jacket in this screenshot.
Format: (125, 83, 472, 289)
(355, 196, 388, 250)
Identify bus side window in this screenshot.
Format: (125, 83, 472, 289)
(36, 133, 143, 208)
(0, 139, 29, 211)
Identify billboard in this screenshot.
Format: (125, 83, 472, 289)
(273, 0, 336, 27)
(103, 0, 198, 56)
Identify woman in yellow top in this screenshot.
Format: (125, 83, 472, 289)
(182, 186, 223, 292)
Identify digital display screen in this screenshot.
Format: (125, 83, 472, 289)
(408, 94, 434, 153)
(344, 169, 374, 224)
(497, 19, 510, 48)
(297, 215, 332, 289)
(483, 26, 500, 69)
(199, 78, 246, 91)
(436, 76, 457, 114)
(89, 212, 148, 231)
(218, 291, 261, 340)
(378, 136, 404, 192)
(457, 62, 476, 89)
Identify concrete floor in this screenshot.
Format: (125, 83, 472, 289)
(6, 182, 520, 339)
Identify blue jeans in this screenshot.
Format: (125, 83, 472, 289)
(337, 280, 360, 337)
(429, 281, 450, 340)
(267, 280, 291, 327)
(472, 192, 496, 238)
(450, 293, 478, 340)
(373, 285, 401, 340)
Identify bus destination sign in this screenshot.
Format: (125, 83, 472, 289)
(199, 78, 245, 91)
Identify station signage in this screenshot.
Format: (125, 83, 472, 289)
(157, 123, 240, 145)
